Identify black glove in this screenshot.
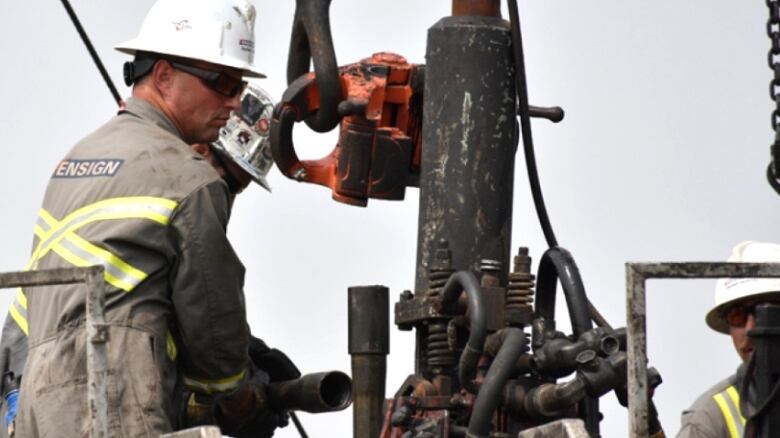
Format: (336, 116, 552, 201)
(214, 367, 285, 438)
(248, 336, 301, 382)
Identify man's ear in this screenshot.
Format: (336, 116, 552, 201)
(191, 143, 212, 158)
(151, 60, 175, 96)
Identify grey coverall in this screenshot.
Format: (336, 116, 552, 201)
(10, 97, 251, 437)
(677, 364, 749, 438)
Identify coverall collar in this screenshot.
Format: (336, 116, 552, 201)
(121, 97, 182, 140)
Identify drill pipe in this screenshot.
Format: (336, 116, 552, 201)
(267, 371, 352, 413)
(348, 286, 389, 438)
(414, 13, 516, 297)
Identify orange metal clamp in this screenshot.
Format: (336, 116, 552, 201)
(270, 52, 424, 207)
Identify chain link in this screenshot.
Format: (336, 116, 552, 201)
(767, 0, 780, 181)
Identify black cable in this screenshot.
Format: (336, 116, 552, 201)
(289, 411, 309, 438)
(59, 0, 122, 106)
(508, 0, 613, 332)
(507, 0, 557, 248)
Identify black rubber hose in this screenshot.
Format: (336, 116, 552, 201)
(507, 0, 557, 248)
(533, 246, 602, 435)
(534, 247, 592, 338)
(466, 328, 526, 438)
(439, 271, 486, 394)
(59, 0, 121, 106)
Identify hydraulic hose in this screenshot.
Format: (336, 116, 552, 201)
(533, 246, 601, 435)
(506, 0, 610, 333)
(507, 0, 557, 248)
(466, 328, 526, 438)
(439, 271, 486, 394)
(534, 247, 592, 338)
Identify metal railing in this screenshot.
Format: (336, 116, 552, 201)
(0, 266, 108, 438)
(625, 262, 780, 438)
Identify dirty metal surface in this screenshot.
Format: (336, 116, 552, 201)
(625, 262, 780, 438)
(0, 267, 99, 288)
(0, 266, 108, 438)
(516, 419, 590, 438)
(414, 14, 517, 296)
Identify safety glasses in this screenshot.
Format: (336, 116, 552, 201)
(168, 60, 248, 98)
(725, 305, 755, 327)
(723, 301, 780, 327)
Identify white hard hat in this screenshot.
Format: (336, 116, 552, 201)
(706, 241, 780, 334)
(115, 0, 266, 78)
(211, 84, 275, 191)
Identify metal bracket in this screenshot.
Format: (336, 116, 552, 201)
(0, 266, 108, 438)
(625, 262, 780, 438)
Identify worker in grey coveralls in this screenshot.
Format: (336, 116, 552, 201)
(3, 0, 287, 436)
(677, 241, 780, 438)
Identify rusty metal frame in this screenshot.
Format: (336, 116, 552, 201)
(626, 262, 780, 438)
(0, 266, 108, 438)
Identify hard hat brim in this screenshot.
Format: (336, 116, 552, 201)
(705, 290, 780, 334)
(114, 43, 267, 79)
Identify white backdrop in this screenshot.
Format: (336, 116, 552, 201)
(1, 1, 778, 436)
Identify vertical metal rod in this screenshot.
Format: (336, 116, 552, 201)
(85, 266, 109, 438)
(626, 265, 648, 438)
(348, 286, 389, 438)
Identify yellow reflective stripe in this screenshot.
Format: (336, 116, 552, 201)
(38, 208, 58, 227)
(725, 386, 745, 426)
(15, 288, 27, 310)
(64, 233, 147, 285)
(31, 197, 177, 264)
(50, 240, 92, 267)
(183, 369, 247, 394)
(166, 332, 178, 361)
(713, 393, 740, 438)
(26, 208, 57, 270)
(50, 240, 135, 292)
(8, 302, 28, 336)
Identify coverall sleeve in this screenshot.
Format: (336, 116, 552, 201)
(676, 404, 722, 438)
(0, 306, 29, 389)
(168, 180, 250, 395)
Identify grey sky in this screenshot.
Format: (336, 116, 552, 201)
(0, 1, 777, 436)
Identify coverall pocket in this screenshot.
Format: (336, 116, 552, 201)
(124, 329, 163, 412)
(37, 380, 89, 437)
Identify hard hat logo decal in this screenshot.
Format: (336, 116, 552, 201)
(172, 20, 191, 32)
(239, 38, 254, 54)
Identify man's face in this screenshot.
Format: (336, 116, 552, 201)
(728, 309, 756, 362)
(164, 60, 243, 144)
(725, 299, 780, 362)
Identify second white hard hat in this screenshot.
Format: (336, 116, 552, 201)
(706, 241, 780, 334)
(115, 0, 266, 78)
(211, 84, 275, 192)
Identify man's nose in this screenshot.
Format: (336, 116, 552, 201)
(226, 92, 241, 111)
(745, 312, 757, 330)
